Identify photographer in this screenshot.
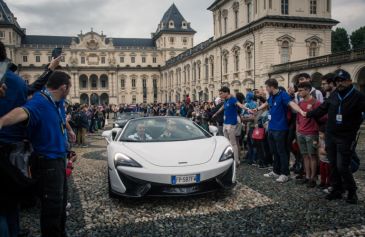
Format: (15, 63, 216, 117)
(0, 71, 72, 237)
(0, 40, 60, 237)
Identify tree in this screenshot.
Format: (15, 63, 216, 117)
(350, 26, 365, 50)
(331, 28, 350, 53)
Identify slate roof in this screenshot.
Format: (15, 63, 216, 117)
(0, 0, 24, 35)
(22, 35, 156, 48)
(153, 3, 196, 39)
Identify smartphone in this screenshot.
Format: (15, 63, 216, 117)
(0, 60, 9, 85)
(52, 47, 63, 59)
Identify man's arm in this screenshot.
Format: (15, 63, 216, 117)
(255, 102, 269, 112)
(288, 101, 305, 117)
(236, 101, 249, 111)
(0, 107, 29, 129)
(212, 105, 224, 118)
(306, 100, 330, 118)
(27, 56, 62, 95)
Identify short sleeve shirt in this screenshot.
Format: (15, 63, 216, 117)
(224, 97, 238, 125)
(22, 92, 67, 159)
(268, 90, 292, 131)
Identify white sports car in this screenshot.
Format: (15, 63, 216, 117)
(102, 117, 236, 197)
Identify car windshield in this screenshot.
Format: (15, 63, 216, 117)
(120, 117, 211, 142)
(117, 112, 141, 120)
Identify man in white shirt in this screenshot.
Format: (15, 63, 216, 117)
(294, 73, 324, 104)
(128, 123, 152, 141)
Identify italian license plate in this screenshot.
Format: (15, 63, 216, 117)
(171, 174, 200, 185)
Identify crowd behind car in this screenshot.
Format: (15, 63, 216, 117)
(0, 31, 364, 237)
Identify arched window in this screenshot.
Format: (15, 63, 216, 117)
(79, 74, 88, 89)
(210, 57, 214, 79)
(224, 55, 228, 74)
(90, 74, 98, 89)
(281, 41, 289, 63)
(309, 42, 318, 57)
(246, 46, 253, 69)
(205, 58, 209, 81)
(234, 51, 240, 72)
(100, 74, 108, 89)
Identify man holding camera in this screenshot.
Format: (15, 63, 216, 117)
(0, 71, 72, 237)
(306, 69, 365, 204)
(0, 41, 61, 237)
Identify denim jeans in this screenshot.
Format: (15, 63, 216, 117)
(0, 209, 19, 237)
(246, 127, 257, 164)
(268, 130, 289, 176)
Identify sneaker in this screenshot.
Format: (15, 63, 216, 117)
(346, 191, 358, 204)
(276, 175, 289, 183)
(264, 171, 279, 178)
(325, 191, 342, 200)
(306, 180, 317, 188)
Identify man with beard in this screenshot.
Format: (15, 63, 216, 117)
(306, 69, 365, 204)
(321, 73, 336, 99)
(0, 71, 73, 236)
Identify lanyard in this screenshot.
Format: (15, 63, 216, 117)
(337, 87, 355, 115)
(41, 89, 66, 136)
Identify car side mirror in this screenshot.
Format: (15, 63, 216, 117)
(209, 126, 218, 136)
(102, 130, 112, 144)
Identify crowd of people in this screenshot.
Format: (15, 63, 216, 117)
(0, 33, 365, 237)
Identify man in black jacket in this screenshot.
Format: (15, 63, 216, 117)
(306, 69, 365, 204)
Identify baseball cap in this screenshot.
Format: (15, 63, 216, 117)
(334, 69, 351, 81)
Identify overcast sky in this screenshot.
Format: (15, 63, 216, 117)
(6, 0, 365, 45)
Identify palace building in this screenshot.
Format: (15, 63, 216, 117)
(1, 0, 345, 105)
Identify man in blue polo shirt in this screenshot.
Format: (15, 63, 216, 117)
(213, 87, 250, 166)
(254, 79, 305, 183)
(0, 71, 72, 237)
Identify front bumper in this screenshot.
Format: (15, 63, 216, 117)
(109, 164, 235, 197)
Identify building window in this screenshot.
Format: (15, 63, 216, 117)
(255, 0, 258, 14)
(0, 31, 4, 39)
(120, 57, 124, 63)
(142, 57, 146, 63)
(327, 0, 331, 12)
(131, 57, 135, 63)
(309, 42, 318, 57)
(281, 0, 289, 15)
(246, 46, 253, 69)
(281, 41, 290, 63)
(153, 57, 157, 63)
(234, 11, 239, 29)
(182, 37, 188, 45)
(35, 56, 41, 63)
(23, 56, 28, 62)
(269, 0, 272, 9)
(169, 37, 175, 44)
(210, 58, 214, 78)
(264, 0, 266, 9)
(310, 0, 317, 14)
(101, 56, 106, 64)
(223, 55, 228, 74)
(81, 57, 85, 64)
(205, 59, 209, 80)
(132, 79, 136, 88)
(100, 75, 108, 88)
(234, 52, 240, 72)
(121, 79, 125, 89)
(247, 3, 253, 23)
(224, 17, 228, 34)
(153, 79, 158, 101)
(132, 95, 136, 104)
(91, 76, 97, 89)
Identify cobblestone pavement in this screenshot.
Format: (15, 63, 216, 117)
(21, 125, 365, 237)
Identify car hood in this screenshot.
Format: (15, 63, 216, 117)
(122, 138, 217, 167)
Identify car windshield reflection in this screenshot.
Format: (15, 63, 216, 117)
(120, 117, 210, 142)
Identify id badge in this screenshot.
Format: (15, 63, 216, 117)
(268, 114, 272, 121)
(336, 114, 343, 124)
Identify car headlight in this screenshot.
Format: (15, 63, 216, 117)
(114, 153, 142, 168)
(219, 147, 234, 162)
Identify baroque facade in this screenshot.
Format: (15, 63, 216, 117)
(1, 0, 339, 104)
